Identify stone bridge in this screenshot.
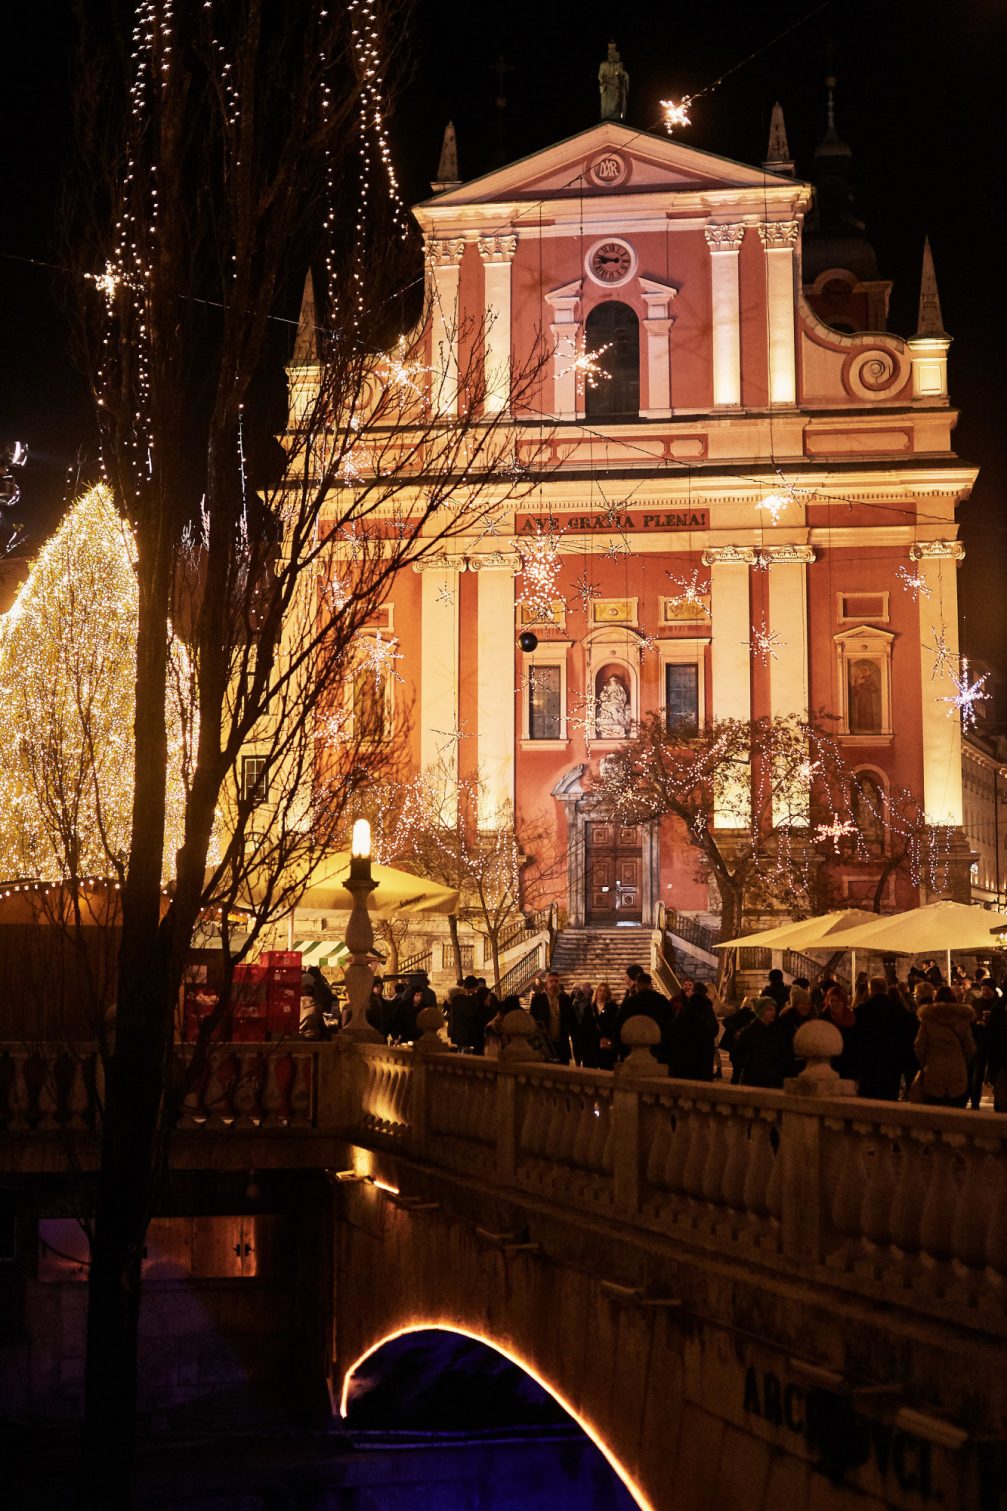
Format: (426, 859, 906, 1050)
(2, 1032, 1006, 1511)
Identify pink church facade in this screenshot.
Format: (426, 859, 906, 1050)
(306, 119, 976, 933)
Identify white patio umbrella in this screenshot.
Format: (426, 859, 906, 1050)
(717, 909, 874, 952)
(823, 900, 1007, 980)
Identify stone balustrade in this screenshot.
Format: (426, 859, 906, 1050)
(4, 1035, 1006, 1330)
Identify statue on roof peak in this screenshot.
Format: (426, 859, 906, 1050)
(599, 41, 629, 122)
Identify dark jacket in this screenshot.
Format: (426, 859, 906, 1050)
(983, 1000, 1007, 1081)
(777, 1004, 814, 1075)
(855, 992, 911, 1100)
(763, 978, 790, 1009)
(720, 1005, 756, 1083)
(568, 992, 602, 1068)
(665, 995, 717, 1081)
(618, 987, 672, 1062)
(530, 990, 575, 1063)
(731, 1018, 789, 1088)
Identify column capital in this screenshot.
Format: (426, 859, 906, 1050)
(411, 553, 469, 573)
(425, 236, 467, 268)
(705, 223, 746, 253)
(760, 543, 816, 565)
(910, 539, 965, 561)
(758, 220, 800, 250)
(703, 545, 757, 566)
(477, 234, 518, 264)
(467, 552, 521, 574)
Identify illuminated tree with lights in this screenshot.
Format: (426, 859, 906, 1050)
(64, 1, 548, 1490)
(0, 484, 191, 885)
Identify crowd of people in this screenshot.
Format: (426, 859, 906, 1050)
(299, 956, 1007, 1111)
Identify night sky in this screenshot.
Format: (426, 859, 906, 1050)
(1, 0, 1003, 657)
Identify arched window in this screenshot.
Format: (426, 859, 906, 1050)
(584, 301, 640, 420)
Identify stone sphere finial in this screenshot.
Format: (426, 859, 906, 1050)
(616, 1014, 668, 1080)
(413, 1005, 448, 1057)
(787, 1019, 855, 1097)
(501, 1008, 543, 1062)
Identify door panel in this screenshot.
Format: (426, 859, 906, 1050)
(585, 824, 643, 924)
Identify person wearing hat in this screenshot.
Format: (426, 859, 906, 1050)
(730, 997, 789, 1088)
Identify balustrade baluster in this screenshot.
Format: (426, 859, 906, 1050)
(986, 1152, 1007, 1275)
(662, 1109, 693, 1195)
(571, 1094, 595, 1168)
(544, 1086, 567, 1164)
(920, 1140, 960, 1265)
(860, 1131, 896, 1251)
(720, 1117, 748, 1211)
(743, 1118, 773, 1220)
(682, 1107, 710, 1200)
(557, 1092, 581, 1164)
(765, 1124, 783, 1225)
(587, 1097, 610, 1173)
(951, 1138, 992, 1270)
(700, 1108, 731, 1207)
(889, 1135, 926, 1255)
(645, 1110, 672, 1191)
(0, 1051, 14, 1129)
(830, 1129, 867, 1241)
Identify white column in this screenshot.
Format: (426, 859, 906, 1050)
(545, 280, 582, 421)
(913, 542, 965, 826)
(477, 236, 517, 415)
(474, 562, 517, 826)
(705, 547, 754, 827)
(704, 224, 745, 407)
(758, 221, 799, 406)
(639, 277, 678, 417)
(426, 237, 467, 416)
(417, 560, 463, 814)
(768, 547, 814, 826)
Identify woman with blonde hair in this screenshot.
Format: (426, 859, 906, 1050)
(593, 982, 618, 1070)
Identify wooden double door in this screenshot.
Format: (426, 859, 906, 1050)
(585, 822, 643, 924)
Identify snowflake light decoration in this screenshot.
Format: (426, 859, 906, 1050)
(558, 343, 612, 391)
(660, 96, 693, 133)
(665, 569, 710, 616)
(324, 575, 350, 614)
(744, 625, 784, 662)
(898, 564, 932, 600)
(942, 660, 989, 731)
(435, 581, 455, 607)
(924, 625, 957, 682)
(338, 417, 368, 485)
(356, 630, 403, 690)
(569, 570, 601, 613)
(382, 336, 427, 401)
(601, 536, 632, 561)
(432, 719, 471, 755)
(815, 818, 857, 855)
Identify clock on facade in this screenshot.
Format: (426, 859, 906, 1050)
(587, 239, 635, 287)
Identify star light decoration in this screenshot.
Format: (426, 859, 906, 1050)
(942, 659, 989, 731)
(355, 630, 403, 691)
(558, 343, 612, 392)
(924, 626, 957, 682)
(601, 536, 632, 561)
(432, 719, 472, 755)
(815, 818, 858, 855)
(744, 624, 784, 662)
(569, 570, 601, 613)
(757, 492, 790, 526)
(661, 96, 693, 133)
(381, 336, 428, 403)
(665, 569, 710, 617)
(898, 564, 932, 600)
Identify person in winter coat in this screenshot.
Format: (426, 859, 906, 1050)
(778, 984, 815, 1076)
(762, 968, 790, 1009)
(855, 976, 912, 1100)
(981, 988, 1007, 1112)
(594, 983, 619, 1070)
(568, 981, 602, 1068)
(819, 986, 858, 1080)
(720, 997, 757, 1084)
(731, 997, 790, 1088)
(913, 988, 976, 1107)
(530, 970, 575, 1063)
(618, 972, 672, 1061)
(665, 983, 718, 1081)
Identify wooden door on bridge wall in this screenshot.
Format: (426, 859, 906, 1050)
(585, 822, 642, 924)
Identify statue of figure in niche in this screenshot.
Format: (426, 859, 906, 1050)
(597, 673, 631, 738)
(853, 773, 885, 856)
(598, 41, 629, 122)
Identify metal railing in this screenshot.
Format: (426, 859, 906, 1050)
(397, 948, 433, 977)
(498, 942, 547, 998)
(665, 909, 721, 957)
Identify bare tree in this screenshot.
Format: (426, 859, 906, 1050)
(58, 2, 548, 1496)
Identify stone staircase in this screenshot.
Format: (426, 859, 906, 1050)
(550, 926, 718, 990)
(549, 928, 655, 987)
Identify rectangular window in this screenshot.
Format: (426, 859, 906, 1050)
(665, 663, 699, 734)
(528, 665, 562, 740)
(241, 754, 269, 805)
(838, 592, 889, 623)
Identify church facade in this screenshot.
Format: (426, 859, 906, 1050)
(294, 109, 977, 939)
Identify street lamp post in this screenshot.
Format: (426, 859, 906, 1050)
(339, 819, 382, 1041)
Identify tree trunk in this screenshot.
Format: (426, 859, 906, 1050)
(715, 881, 744, 996)
(447, 913, 463, 981)
(489, 933, 502, 997)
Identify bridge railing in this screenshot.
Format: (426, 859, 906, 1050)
(344, 1042, 1007, 1327)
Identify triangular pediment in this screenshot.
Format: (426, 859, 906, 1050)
(417, 121, 805, 210)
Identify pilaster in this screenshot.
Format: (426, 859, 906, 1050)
(545, 281, 582, 421)
(911, 540, 966, 826)
(758, 221, 799, 406)
(704, 547, 753, 826)
(415, 557, 464, 814)
(768, 548, 814, 826)
(474, 559, 517, 826)
(639, 277, 677, 417)
(477, 235, 518, 415)
(704, 224, 745, 408)
(425, 237, 467, 416)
